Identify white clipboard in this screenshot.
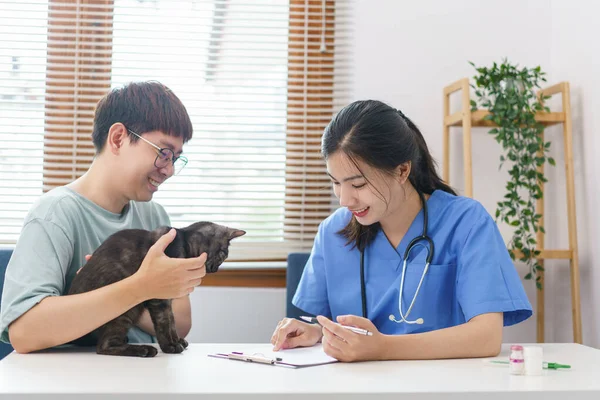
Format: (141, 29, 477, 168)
(208, 344, 338, 368)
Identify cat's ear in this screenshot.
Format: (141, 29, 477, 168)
(229, 229, 246, 240)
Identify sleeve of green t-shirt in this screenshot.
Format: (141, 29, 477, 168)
(0, 218, 74, 343)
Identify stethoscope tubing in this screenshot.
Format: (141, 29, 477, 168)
(360, 191, 434, 323)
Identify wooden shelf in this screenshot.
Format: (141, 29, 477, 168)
(442, 78, 582, 344)
(444, 110, 566, 127)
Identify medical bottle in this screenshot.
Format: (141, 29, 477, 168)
(523, 346, 543, 376)
(509, 345, 525, 375)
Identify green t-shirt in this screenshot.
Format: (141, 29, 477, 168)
(0, 186, 170, 344)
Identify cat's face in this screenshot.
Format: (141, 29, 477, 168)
(182, 222, 246, 273)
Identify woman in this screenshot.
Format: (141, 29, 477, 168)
(271, 100, 532, 362)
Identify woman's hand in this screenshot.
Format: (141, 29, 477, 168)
(271, 318, 323, 351)
(318, 315, 387, 362)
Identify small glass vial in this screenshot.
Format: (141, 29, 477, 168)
(509, 345, 525, 375)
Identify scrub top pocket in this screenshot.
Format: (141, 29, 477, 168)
(400, 262, 457, 331)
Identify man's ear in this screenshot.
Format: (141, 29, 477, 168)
(106, 123, 128, 155)
(395, 161, 412, 185)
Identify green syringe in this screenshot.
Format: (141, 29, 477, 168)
(486, 360, 571, 370)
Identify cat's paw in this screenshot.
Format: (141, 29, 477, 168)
(139, 345, 159, 358)
(178, 338, 189, 350)
(97, 344, 158, 357)
(160, 341, 186, 354)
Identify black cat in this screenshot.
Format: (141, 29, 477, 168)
(68, 221, 245, 357)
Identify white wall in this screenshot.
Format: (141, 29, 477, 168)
(188, 287, 285, 343)
(545, 0, 600, 346)
(188, 0, 600, 348)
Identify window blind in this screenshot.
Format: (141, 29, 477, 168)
(0, 0, 353, 262)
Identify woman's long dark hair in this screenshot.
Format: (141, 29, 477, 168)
(322, 100, 456, 251)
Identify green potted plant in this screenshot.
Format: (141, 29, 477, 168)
(469, 59, 555, 290)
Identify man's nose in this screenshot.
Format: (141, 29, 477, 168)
(159, 162, 175, 177)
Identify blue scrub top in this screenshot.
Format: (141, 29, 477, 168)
(292, 190, 532, 335)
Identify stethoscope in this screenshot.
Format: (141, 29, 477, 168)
(360, 190, 434, 325)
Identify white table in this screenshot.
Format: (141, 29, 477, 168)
(1, 343, 599, 399)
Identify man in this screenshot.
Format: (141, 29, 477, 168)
(0, 81, 206, 353)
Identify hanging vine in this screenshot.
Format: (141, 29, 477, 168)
(470, 59, 554, 289)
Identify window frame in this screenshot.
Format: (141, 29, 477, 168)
(41, 0, 337, 287)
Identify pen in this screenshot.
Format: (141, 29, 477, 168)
(300, 315, 373, 336)
(228, 352, 281, 365)
(486, 360, 571, 370)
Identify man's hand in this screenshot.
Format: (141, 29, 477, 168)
(132, 228, 207, 301)
(75, 254, 92, 275)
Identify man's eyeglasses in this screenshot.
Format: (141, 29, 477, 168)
(127, 129, 188, 175)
